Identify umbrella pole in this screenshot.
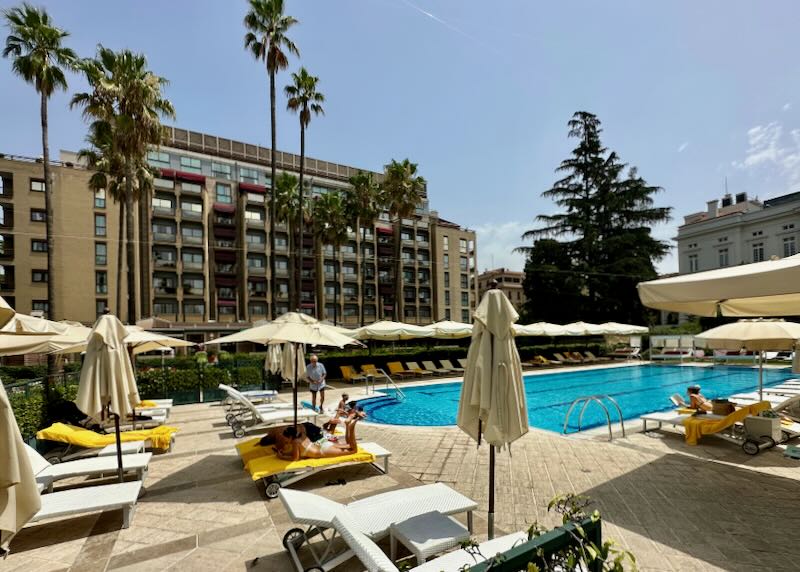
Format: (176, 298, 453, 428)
(112, 404, 124, 483)
(758, 351, 764, 401)
(293, 342, 298, 429)
(488, 330, 495, 540)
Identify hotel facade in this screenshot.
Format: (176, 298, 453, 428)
(0, 127, 477, 339)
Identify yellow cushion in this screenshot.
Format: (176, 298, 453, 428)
(244, 447, 376, 481)
(236, 437, 269, 466)
(36, 422, 178, 450)
(677, 407, 696, 414)
(138, 400, 158, 408)
(682, 402, 770, 445)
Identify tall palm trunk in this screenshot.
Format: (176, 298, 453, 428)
(116, 201, 125, 315)
(296, 122, 305, 311)
(138, 187, 150, 318)
(125, 163, 136, 324)
(333, 258, 339, 326)
(358, 217, 366, 327)
(314, 231, 324, 321)
(393, 217, 403, 320)
(41, 91, 57, 382)
(286, 216, 295, 312)
(269, 69, 278, 319)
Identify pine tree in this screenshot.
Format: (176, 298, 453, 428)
(518, 111, 671, 323)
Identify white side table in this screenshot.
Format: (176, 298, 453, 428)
(390, 510, 471, 565)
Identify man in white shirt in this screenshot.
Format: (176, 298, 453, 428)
(305, 354, 327, 413)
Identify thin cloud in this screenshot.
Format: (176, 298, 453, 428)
(473, 221, 529, 273)
(677, 141, 689, 153)
(784, 102, 792, 112)
(732, 121, 800, 182)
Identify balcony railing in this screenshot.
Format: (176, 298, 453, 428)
(182, 261, 203, 270)
(275, 268, 289, 277)
(247, 242, 266, 251)
(418, 260, 430, 267)
(274, 243, 288, 253)
(214, 240, 236, 248)
(246, 218, 264, 227)
(247, 194, 265, 204)
(182, 235, 203, 245)
(215, 264, 236, 274)
(153, 286, 178, 295)
(153, 206, 175, 216)
(154, 258, 177, 268)
(248, 290, 267, 298)
(214, 216, 235, 226)
(401, 239, 414, 246)
(182, 287, 204, 297)
(248, 266, 266, 275)
(153, 232, 176, 242)
(416, 240, 429, 247)
(275, 291, 289, 299)
(342, 251, 357, 260)
(181, 209, 202, 220)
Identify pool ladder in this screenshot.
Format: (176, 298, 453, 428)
(562, 395, 625, 442)
(364, 369, 406, 400)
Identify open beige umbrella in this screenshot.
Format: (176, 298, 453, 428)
(513, 322, 567, 337)
(0, 296, 14, 329)
(0, 382, 40, 555)
(695, 319, 800, 400)
(75, 315, 140, 482)
(457, 289, 528, 539)
(597, 322, 649, 335)
(353, 320, 434, 341)
(638, 254, 800, 317)
(429, 320, 473, 339)
(52, 325, 194, 356)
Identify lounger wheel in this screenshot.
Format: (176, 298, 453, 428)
(43, 449, 64, 464)
(742, 440, 760, 455)
(233, 426, 246, 439)
(225, 413, 236, 423)
(265, 481, 281, 499)
(282, 527, 305, 549)
(304, 567, 323, 572)
(781, 430, 792, 444)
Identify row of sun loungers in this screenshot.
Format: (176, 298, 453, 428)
(340, 360, 467, 383)
(219, 383, 317, 438)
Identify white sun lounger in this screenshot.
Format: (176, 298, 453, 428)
(279, 483, 478, 572)
(328, 510, 529, 572)
(28, 481, 142, 529)
(219, 383, 277, 406)
(223, 387, 317, 437)
(25, 444, 151, 493)
(45, 440, 146, 464)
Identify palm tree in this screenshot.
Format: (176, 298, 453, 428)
(381, 159, 426, 321)
(343, 171, 381, 325)
(273, 172, 299, 312)
(3, 4, 77, 321)
(244, 0, 298, 319)
(72, 47, 174, 324)
(285, 67, 325, 310)
(311, 192, 347, 323)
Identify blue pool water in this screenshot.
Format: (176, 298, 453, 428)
(360, 365, 795, 432)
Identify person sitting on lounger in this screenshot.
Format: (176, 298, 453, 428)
(323, 394, 352, 432)
(279, 410, 366, 460)
(687, 385, 712, 411)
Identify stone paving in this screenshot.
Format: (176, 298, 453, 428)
(2, 378, 800, 572)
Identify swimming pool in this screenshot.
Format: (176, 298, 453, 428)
(360, 365, 795, 432)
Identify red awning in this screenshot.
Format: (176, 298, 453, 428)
(300, 302, 315, 309)
(239, 182, 266, 194)
(217, 299, 236, 307)
(376, 226, 393, 235)
(176, 171, 205, 184)
(215, 276, 237, 286)
(248, 276, 267, 283)
(214, 227, 236, 238)
(159, 168, 176, 179)
(213, 203, 236, 213)
(214, 250, 236, 261)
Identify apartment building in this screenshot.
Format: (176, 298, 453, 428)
(676, 191, 800, 274)
(477, 268, 525, 309)
(0, 127, 477, 334)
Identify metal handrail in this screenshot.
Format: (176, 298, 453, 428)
(373, 368, 405, 400)
(562, 394, 625, 441)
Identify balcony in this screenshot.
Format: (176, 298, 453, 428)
(154, 258, 177, 269)
(153, 232, 176, 243)
(247, 241, 266, 252)
(401, 239, 414, 247)
(247, 193, 265, 204)
(248, 266, 266, 275)
(0, 279, 14, 291)
(364, 294, 375, 301)
(416, 240, 429, 247)
(180, 184, 201, 194)
(182, 287, 204, 297)
(182, 235, 203, 245)
(275, 268, 289, 277)
(274, 243, 288, 253)
(275, 291, 289, 300)
(273, 222, 288, 231)
(417, 260, 430, 267)
(181, 209, 202, 221)
(214, 216, 235, 226)
(182, 261, 203, 271)
(214, 240, 236, 249)
(215, 264, 237, 274)
(324, 271, 336, 279)
(342, 251, 357, 260)
(0, 248, 13, 260)
(153, 206, 175, 217)
(154, 286, 178, 295)
(246, 218, 264, 228)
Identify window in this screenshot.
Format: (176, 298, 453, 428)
(153, 247, 176, 266)
(153, 274, 177, 293)
(32, 270, 47, 283)
(180, 156, 202, 172)
(152, 196, 173, 210)
(30, 209, 46, 222)
(249, 303, 267, 316)
(211, 162, 231, 177)
(718, 248, 729, 268)
(419, 307, 431, 319)
(245, 208, 264, 221)
(249, 280, 267, 296)
(462, 309, 470, 323)
(95, 189, 106, 208)
(246, 232, 265, 245)
(718, 236, 729, 242)
(32, 300, 49, 315)
(275, 235, 288, 249)
(147, 150, 170, 166)
(152, 221, 176, 238)
(153, 300, 177, 314)
(30, 179, 45, 192)
(95, 243, 107, 265)
(247, 254, 265, 268)
(783, 223, 795, 231)
(751, 231, 763, 237)
(184, 302, 205, 315)
(443, 254, 449, 266)
(460, 257, 468, 271)
(181, 225, 202, 241)
(95, 271, 108, 294)
(688, 254, 698, 273)
(753, 242, 765, 262)
(343, 263, 357, 275)
(181, 182, 201, 193)
(784, 236, 797, 257)
(444, 290, 450, 305)
(95, 214, 106, 236)
(403, 269, 414, 282)
(0, 173, 8, 197)
(459, 238, 467, 253)
(154, 177, 174, 190)
(442, 236, 449, 251)
(460, 274, 468, 288)
(240, 167, 259, 183)
(31, 239, 47, 252)
(401, 229, 413, 241)
(182, 275, 204, 295)
(444, 309, 451, 320)
(443, 272, 449, 288)
(276, 257, 289, 270)
(181, 200, 202, 214)
(182, 250, 203, 266)
(96, 300, 107, 317)
(461, 292, 469, 306)
(216, 183, 233, 204)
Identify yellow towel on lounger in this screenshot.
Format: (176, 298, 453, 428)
(36, 422, 178, 450)
(244, 447, 376, 481)
(138, 400, 158, 408)
(682, 402, 770, 446)
(236, 430, 349, 466)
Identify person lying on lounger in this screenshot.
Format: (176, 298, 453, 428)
(687, 385, 712, 412)
(278, 410, 366, 460)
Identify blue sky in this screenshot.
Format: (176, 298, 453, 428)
(3, 1, 800, 275)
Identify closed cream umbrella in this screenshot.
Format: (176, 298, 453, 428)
(457, 288, 528, 539)
(0, 382, 40, 555)
(353, 320, 434, 341)
(75, 315, 140, 482)
(695, 319, 800, 400)
(0, 296, 14, 329)
(429, 320, 473, 339)
(638, 254, 800, 317)
(265, 343, 282, 375)
(280, 342, 306, 386)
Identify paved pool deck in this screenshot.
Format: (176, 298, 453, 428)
(3, 363, 800, 571)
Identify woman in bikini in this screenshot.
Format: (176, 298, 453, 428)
(279, 409, 366, 461)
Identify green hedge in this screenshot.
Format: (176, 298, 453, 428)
(7, 382, 79, 439)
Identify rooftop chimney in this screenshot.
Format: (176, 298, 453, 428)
(706, 199, 719, 218)
(721, 194, 733, 208)
(735, 192, 747, 204)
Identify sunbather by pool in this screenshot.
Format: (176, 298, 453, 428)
(687, 385, 712, 411)
(279, 411, 365, 460)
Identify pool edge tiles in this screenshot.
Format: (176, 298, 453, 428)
(358, 363, 796, 433)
